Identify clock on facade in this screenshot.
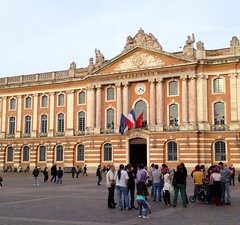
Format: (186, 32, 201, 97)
(135, 83, 146, 95)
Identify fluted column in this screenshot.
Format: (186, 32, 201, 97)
(180, 75, 188, 130)
(32, 94, 38, 137)
(16, 95, 22, 138)
(49, 92, 55, 137)
(86, 85, 95, 133)
(116, 83, 122, 129)
(66, 90, 74, 136)
(122, 82, 129, 116)
(149, 78, 156, 131)
(1, 97, 7, 138)
(188, 74, 197, 130)
(229, 73, 239, 129)
(156, 78, 163, 131)
(95, 85, 102, 133)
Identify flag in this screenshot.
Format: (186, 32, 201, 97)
(126, 109, 136, 129)
(136, 112, 143, 128)
(119, 114, 127, 135)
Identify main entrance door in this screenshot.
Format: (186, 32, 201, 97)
(129, 138, 147, 167)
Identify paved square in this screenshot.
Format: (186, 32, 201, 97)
(0, 172, 239, 225)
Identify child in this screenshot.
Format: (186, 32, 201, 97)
(136, 182, 150, 219)
(162, 171, 173, 206)
(0, 175, 3, 188)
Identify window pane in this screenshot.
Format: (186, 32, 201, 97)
(169, 104, 178, 126)
(213, 78, 224, 93)
(25, 116, 31, 134)
(10, 98, 16, 110)
(104, 143, 112, 161)
(169, 81, 178, 95)
(134, 100, 147, 125)
(77, 145, 84, 161)
(58, 113, 64, 133)
(79, 92, 85, 104)
(39, 146, 46, 161)
(22, 146, 29, 161)
(41, 95, 48, 107)
(107, 88, 114, 100)
(7, 147, 14, 161)
(9, 117, 15, 135)
(215, 141, 226, 161)
(58, 94, 64, 106)
(25, 97, 31, 108)
(214, 102, 225, 125)
(78, 112, 85, 132)
(168, 141, 177, 161)
(41, 115, 48, 134)
(56, 145, 63, 161)
(107, 109, 114, 129)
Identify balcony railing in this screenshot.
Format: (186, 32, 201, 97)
(54, 131, 65, 136)
(163, 124, 180, 131)
(22, 133, 31, 138)
(7, 133, 15, 138)
(75, 130, 85, 136)
(211, 124, 229, 131)
(38, 132, 48, 137)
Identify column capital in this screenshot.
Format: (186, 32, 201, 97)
(228, 73, 238, 79)
(86, 84, 95, 91)
(66, 90, 74, 94)
(115, 82, 122, 88)
(17, 95, 23, 99)
(95, 84, 102, 90)
(49, 92, 55, 96)
(180, 74, 188, 80)
(148, 78, 155, 83)
(122, 81, 129, 87)
(156, 77, 163, 83)
(33, 93, 39, 98)
(189, 73, 197, 79)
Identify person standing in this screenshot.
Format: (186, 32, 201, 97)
(43, 167, 49, 183)
(162, 171, 173, 206)
(50, 164, 57, 182)
(126, 164, 136, 209)
(71, 166, 76, 178)
(96, 165, 102, 185)
(32, 166, 39, 187)
(76, 165, 81, 178)
(106, 165, 116, 208)
(57, 167, 63, 184)
(83, 165, 88, 176)
(136, 182, 150, 219)
(152, 164, 162, 202)
(192, 165, 204, 197)
(229, 164, 236, 186)
(0, 175, 3, 188)
(210, 167, 222, 206)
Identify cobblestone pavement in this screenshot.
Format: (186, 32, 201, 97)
(0, 172, 239, 225)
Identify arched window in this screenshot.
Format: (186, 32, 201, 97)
(213, 78, 224, 93)
(214, 102, 225, 125)
(58, 93, 64, 106)
(57, 113, 64, 133)
(56, 145, 63, 161)
(169, 81, 178, 96)
(169, 104, 178, 126)
(134, 100, 147, 127)
(6, 146, 14, 162)
(9, 117, 15, 135)
(78, 111, 85, 132)
(107, 87, 114, 100)
(106, 108, 114, 130)
(77, 144, 84, 161)
(25, 116, 31, 134)
(25, 96, 32, 108)
(104, 143, 112, 161)
(22, 146, 30, 161)
(40, 114, 48, 134)
(167, 141, 177, 161)
(78, 91, 86, 104)
(41, 95, 48, 107)
(215, 141, 226, 161)
(39, 145, 46, 161)
(10, 98, 16, 110)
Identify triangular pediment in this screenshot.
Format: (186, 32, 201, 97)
(94, 47, 191, 74)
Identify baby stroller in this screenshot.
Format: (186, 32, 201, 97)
(189, 184, 207, 203)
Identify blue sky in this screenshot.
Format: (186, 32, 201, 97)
(0, 0, 239, 77)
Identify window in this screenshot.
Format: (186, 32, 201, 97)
(107, 87, 114, 100)
(57, 113, 64, 133)
(214, 102, 225, 125)
(169, 81, 178, 96)
(213, 78, 224, 93)
(78, 111, 85, 132)
(10, 98, 16, 110)
(6, 146, 14, 162)
(77, 144, 84, 161)
(106, 108, 114, 130)
(22, 146, 30, 161)
(39, 145, 46, 161)
(25, 116, 31, 134)
(9, 117, 15, 135)
(134, 100, 147, 127)
(215, 141, 226, 161)
(169, 104, 178, 126)
(25, 97, 32, 108)
(56, 145, 63, 161)
(40, 114, 48, 134)
(41, 95, 48, 107)
(58, 93, 64, 106)
(78, 91, 86, 104)
(167, 141, 177, 161)
(104, 143, 112, 161)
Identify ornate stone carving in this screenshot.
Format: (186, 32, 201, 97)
(114, 51, 165, 71)
(95, 49, 105, 68)
(123, 28, 162, 52)
(69, 61, 76, 70)
(196, 41, 205, 51)
(230, 36, 240, 55)
(183, 33, 195, 58)
(88, 57, 95, 73)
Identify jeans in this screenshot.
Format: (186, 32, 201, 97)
(116, 186, 129, 209)
(137, 199, 150, 217)
(173, 183, 187, 207)
(153, 182, 161, 201)
(33, 177, 39, 186)
(221, 182, 231, 203)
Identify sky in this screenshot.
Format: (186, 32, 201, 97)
(0, 0, 239, 78)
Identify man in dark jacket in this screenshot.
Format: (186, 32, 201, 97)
(50, 165, 57, 182)
(57, 167, 63, 184)
(32, 166, 39, 187)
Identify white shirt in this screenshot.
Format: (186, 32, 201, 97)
(115, 170, 129, 187)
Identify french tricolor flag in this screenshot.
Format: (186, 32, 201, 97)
(126, 109, 136, 129)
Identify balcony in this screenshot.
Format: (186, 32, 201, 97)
(211, 124, 229, 131)
(163, 124, 180, 131)
(100, 127, 115, 134)
(54, 131, 65, 136)
(38, 132, 48, 137)
(75, 130, 85, 136)
(7, 133, 15, 138)
(22, 133, 31, 138)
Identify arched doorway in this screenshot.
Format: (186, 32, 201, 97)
(129, 138, 147, 167)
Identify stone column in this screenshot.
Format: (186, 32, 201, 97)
(237, 74, 240, 125)
(122, 82, 129, 116)
(86, 85, 95, 133)
(229, 73, 239, 130)
(149, 78, 156, 131)
(66, 90, 74, 136)
(49, 92, 55, 137)
(16, 95, 22, 138)
(156, 78, 164, 131)
(1, 97, 7, 138)
(32, 94, 38, 137)
(188, 74, 197, 130)
(180, 75, 188, 130)
(95, 85, 102, 133)
(116, 82, 122, 129)
(197, 74, 210, 130)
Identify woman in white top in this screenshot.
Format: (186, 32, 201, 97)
(162, 172, 173, 205)
(210, 167, 222, 206)
(106, 165, 116, 208)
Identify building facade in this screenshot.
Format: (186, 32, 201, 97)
(0, 29, 240, 171)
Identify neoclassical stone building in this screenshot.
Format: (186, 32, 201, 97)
(0, 29, 240, 171)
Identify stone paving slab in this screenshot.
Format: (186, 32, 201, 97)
(0, 173, 239, 225)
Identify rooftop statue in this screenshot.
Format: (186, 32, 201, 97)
(230, 36, 240, 55)
(183, 33, 195, 58)
(95, 49, 105, 68)
(69, 61, 76, 70)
